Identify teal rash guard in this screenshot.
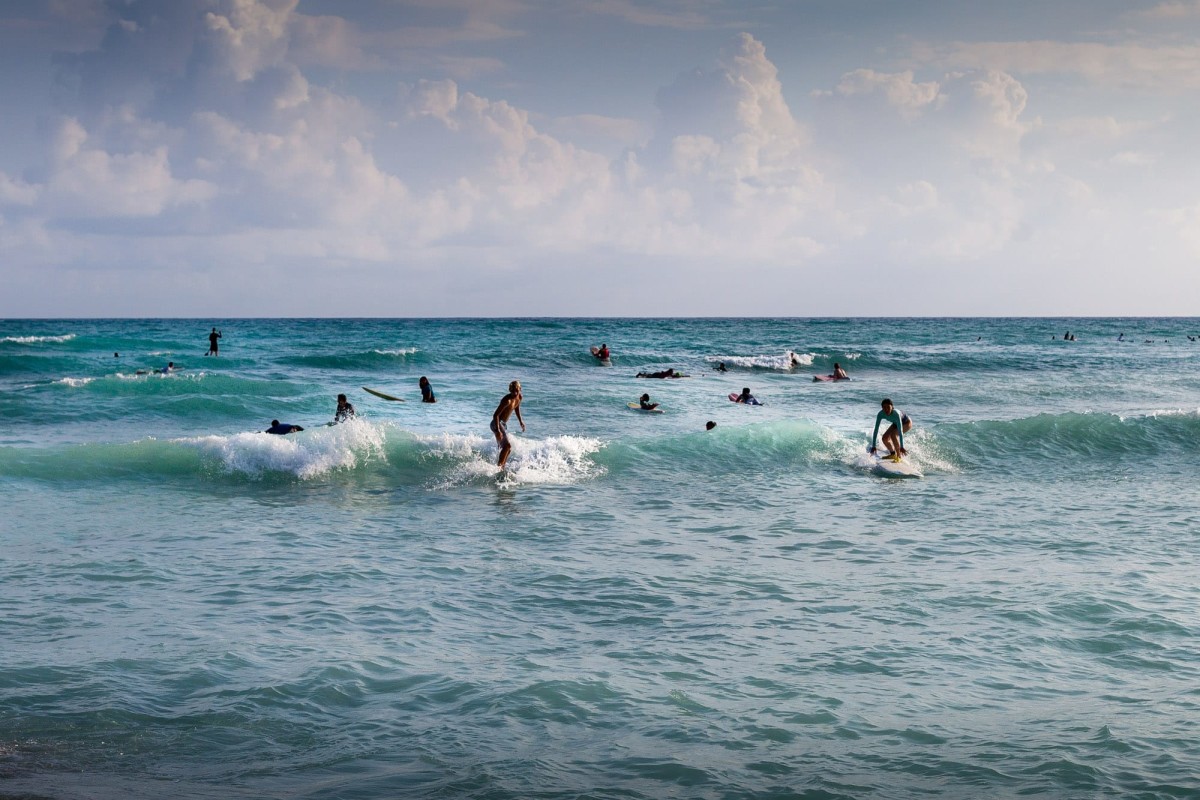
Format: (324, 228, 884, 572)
(871, 408, 906, 451)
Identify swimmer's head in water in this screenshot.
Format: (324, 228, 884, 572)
(706, 421, 716, 430)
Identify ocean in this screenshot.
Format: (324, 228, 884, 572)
(2, 317, 1198, 799)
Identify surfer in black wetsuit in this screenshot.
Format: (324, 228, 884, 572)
(419, 376, 436, 403)
(333, 394, 355, 423)
(265, 420, 303, 435)
(637, 369, 680, 378)
(639, 393, 659, 410)
(206, 327, 221, 356)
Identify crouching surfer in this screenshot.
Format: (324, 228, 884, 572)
(869, 398, 911, 459)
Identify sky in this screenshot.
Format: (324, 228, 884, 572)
(1, 0, 1199, 317)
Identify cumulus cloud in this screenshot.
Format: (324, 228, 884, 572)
(3, 0, 1197, 314)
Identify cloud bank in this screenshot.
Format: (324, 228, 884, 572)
(0, 0, 1196, 315)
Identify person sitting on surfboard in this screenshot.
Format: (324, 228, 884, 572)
(832, 362, 849, 380)
(419, 376, 436, 403)
(734, 387, 761, 405)
(265, 420, 304, 435)
(491, 380, 525, 468)
(869, 398, 911, 458)
(597, 343, 610, 360)
(333, 393, 356, 423)
(639, 393, 659, 411)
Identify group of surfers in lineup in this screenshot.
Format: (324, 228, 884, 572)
(219, 329, 909, 469)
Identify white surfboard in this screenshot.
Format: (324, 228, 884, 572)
(871, 452, 923, 479)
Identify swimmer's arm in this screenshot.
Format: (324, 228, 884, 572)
(870, 411, 883, 451)
(515, 403, 525, 431)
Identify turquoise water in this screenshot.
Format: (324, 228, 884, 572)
(2, 317, 1199, 799)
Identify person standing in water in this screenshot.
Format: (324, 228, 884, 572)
(206, 327, 222, 356)
(869, 398, 912, 459)
(490, 380, 526, 468)
(419, 376, 436, 403)
(333, 393, 356, 423)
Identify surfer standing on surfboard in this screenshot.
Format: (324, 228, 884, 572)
(491, 380, 526, 468)
(869, 398, 912, 458)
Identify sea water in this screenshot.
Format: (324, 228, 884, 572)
(1, 317, 1198, 799)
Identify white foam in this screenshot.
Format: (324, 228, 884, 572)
(421, 431, 605, 488)
(178, 419, 387, 479)
(374, 347, 419, 356)
(710, 351, 814, 370)
(2, 334, 76, 344)
(55, 377, 95, 388)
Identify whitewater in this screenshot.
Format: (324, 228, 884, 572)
(2, 317, 1198, 799)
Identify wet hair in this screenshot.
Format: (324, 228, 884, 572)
(742, 387, 751, 395)
(509, 380, 521, 392)
(706, 421, 716, 430)
(419, 376, 428, 384)
(882, 398, 892, 407)
(271, 420, 279, 426)
(337, 394, 347, 402)
(641, 393, 650, 401)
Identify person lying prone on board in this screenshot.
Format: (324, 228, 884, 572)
(265, 420, 304, 435)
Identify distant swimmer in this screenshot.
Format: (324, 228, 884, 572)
(113, 352, 120, 358)
(715, 361, 728, 372)
(706, 420, 717, 431)
(491, 380, 525, 468)
(787, 351, 803, 368)
(639, 393, 659, 411)
(333, 393, 356, 423)
(597, 343, 610, 360)
(869, 398, 912, 458)
(158, 361, 176, 373)
(1118, 333, 1125, 341)
(206, 327, 222, 356)
(733, 387, 762, 405)
(419, 376, 436, 403)
(265, 420, 304, 435)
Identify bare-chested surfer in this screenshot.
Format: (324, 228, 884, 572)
(491, 380, 526, 468)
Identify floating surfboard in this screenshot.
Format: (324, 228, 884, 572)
(627, 402, 664, 413)
(870, 452, 923, 479)
(362, 386, 405, 402)
(813, 375, 850, 382)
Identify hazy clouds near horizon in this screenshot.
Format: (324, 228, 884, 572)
(1, 0, 1198, 317)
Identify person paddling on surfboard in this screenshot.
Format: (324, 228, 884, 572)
(832, 362, 849, 380)
(265, 420, 304, 435)
(869, 398, 911, 459)
(639, 393, 659, 411)
(491, 380, 526, 468)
